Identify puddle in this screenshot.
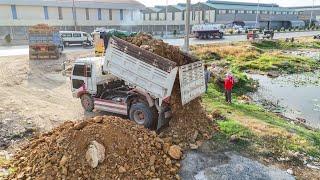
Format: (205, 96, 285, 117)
(248, 71, 320, 129)
(180, 141, 295, 180)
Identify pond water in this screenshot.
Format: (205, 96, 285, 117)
(248, 71, 320, 129)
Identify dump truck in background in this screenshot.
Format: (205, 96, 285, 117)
(192, 24, 224, 39)
(71, 36, 205, 130)
(28, 24, 63, 60)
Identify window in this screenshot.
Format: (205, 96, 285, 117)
(120, 9, 124, 20)
(58, 7, 63, 20)
(11, 5, 17, 19)
(131, 10, 133, 21)
(218, 10, 226, 14)
(61, 33, 72, 38)
(172, 12, 175, 20)
(288, 11, 293, 15)
(192, 11, 195, 20)
(72, 65, 91, 77)
(43, 6, 49, 20)
(276, 11, 281, 15)
(98, 8, 101, 20)
(282, 11, 287, 15)
(238, 10, 245, 14)
(247, 10, 252, 14)
(182, 10, 185, 21)
(202, 10, 205, 20)
(109, 9, 112, 20)
(85, 8, 89, 20)
(73, 33, 81, 37)
(229, 10, 235, 14)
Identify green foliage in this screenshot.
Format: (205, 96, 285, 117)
(218, 120, 252, 138)
(4, 34, 12, 44)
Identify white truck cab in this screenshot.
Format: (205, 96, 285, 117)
(71, 37, 206, 130)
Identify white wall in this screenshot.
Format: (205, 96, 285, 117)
(0, 5, 143, 27)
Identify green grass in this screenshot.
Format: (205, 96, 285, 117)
(252, 40, 320, 50)
(227, 53, 319, 74)
(203, 83, 320, 159)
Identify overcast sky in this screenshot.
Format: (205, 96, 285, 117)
(137, 0, 320, 7)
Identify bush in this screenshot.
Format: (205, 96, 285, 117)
(229, 29, 234, 34)
(4, 34, 12, 44)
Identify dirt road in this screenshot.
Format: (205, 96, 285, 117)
(0, 51, 95, 149)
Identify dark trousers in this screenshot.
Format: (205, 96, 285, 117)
(205, 83, 208, 93)
(225, 90, 232, 103)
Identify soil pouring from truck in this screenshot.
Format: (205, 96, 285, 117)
(192, 24, 224, 39)
(71, 37, 206, 130)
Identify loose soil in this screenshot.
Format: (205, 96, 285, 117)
(8, 116, 180, 179)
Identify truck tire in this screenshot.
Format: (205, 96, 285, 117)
(81, 94, 94, 112)
(129, 102, 155, 129)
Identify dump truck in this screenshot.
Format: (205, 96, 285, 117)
(192, 24, 224, 39)
(28, 24, 63, 60)
(71, 36, 205, 130)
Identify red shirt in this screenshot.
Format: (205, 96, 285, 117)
(224, 77, 234, 90)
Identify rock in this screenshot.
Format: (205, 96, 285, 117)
(93, 116, 103, 123)
(286, 168, 293, 175)
(168, 145, 182, 160)
(118, 166, 126, 173)
(85, 141, 105, 168)
(149, 155, 156, 166)
(59, 155, 68, 166)
(191, 130, 199, 142)
(165, 158, 172, 165)
(267, 71, 280, 78)
(73, 121, 88, 130)
(189, 144, 198, 150)
(230, 135, 240, 142)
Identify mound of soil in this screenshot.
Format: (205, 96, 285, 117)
(125, 33, 216, 147)
(8, 116, 180, 179)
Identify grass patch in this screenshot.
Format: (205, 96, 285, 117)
(252, 40, 320, 50)
(203, 84, 320, 158)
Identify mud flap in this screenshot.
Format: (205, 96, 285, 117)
(156, 106, 172, 132)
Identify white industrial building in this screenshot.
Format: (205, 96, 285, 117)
(0, 0, 145, 40)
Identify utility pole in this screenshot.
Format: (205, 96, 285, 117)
(255, 0, 260, 28)
(72, 0, 77, 31)
(184, 0, 191, 52)
(309, 0, 315, 28)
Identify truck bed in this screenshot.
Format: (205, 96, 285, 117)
(104, 36, 205, 105)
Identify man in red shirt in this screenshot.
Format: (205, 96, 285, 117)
(224, 73, 234, 104)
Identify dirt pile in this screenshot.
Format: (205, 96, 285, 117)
(125, 33, 216, 148)
(8, 116, 181, 179)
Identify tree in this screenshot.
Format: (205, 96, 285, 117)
(4, 34, 12, 44)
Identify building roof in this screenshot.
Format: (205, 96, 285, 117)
(207, 1, 279, 8)
(288, 6, 320, 11)
(204, 2, 297, 12)
(0, 0, 145, 10)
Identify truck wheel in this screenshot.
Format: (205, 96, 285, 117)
(129, 103, 154, 129)
(81, 94, 94, 112)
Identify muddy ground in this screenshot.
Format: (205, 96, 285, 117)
(0, 50, 97, 150)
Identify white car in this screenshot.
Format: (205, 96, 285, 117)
(60, 31, 93, 47)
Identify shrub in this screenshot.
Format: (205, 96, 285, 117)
(4, 34, 12, 44)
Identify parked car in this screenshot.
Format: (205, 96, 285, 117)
(262, 30, 274, 39)
(314, 34, 320, 39)
(60, 31, 93, 47)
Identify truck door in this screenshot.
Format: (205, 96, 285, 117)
(71, 63, 94, 93)
(179, 61, 206, 105)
